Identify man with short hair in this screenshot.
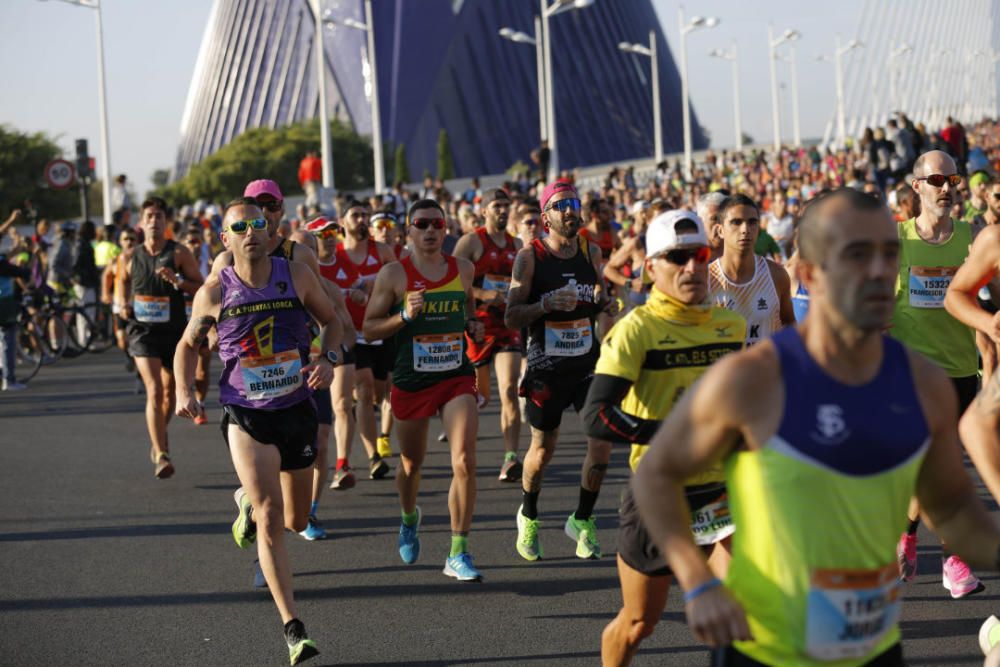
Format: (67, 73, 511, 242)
(603, 200, 653, 314)
(634, 187, 1000, 666)
(708, 194, 794, 347)
(453, 188, 525, 481)
(298, 151, 323, 208)
(697, 191, 728, 262)
(364, 199, 486, 581)
(512, 198, 543, 247)
(119, 198, 203, 478)
(176, 197, 341, 665)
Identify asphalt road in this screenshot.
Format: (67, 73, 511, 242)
(0, 350, 996, 666)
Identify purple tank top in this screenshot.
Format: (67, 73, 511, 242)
(216, 257, 312, 409)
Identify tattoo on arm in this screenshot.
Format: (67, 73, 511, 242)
(188, 315, 216, 346)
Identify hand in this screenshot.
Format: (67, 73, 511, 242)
(545, 289, 577, 312)
(176, 392, 204, 420)
(404, 289, 425, 320)
(467, 319, 485, 343)
(488, 291, 507, 308)
(603, 297, 621, 317)
(156, 266, 178, 285)
(302, 360, 334, 390)
(121, 303, 133, 320)
(349, 288, 368, 305)
(685, 585, 752, 648)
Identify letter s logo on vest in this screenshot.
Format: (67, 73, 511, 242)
(812, 404, 850, 446)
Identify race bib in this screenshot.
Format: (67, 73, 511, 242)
(413, 333, 462, 372)
(544, 318, 593, 357)
(908, 266, 956, 308)
(805, 564, 901, 661)
(240, 349, 303, 401)
(482, 273, 511, 295)
(134, 295, 170, 323)
(690, 497, 735, 546)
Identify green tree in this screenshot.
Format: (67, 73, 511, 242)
(150, 169, 171, 189)
(393, 144, 410, 184)
(0, 124, 80, 220)
(436, 129, 455, 181)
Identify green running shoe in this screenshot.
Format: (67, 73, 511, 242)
(565, 512, 601, 559)
(285, 620, 319, 665)
(516, 505, 543, 561)
(232, 487, 256, 549)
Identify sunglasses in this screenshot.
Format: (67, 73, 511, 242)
(411, 217, 446, 230)
(660, 246, 712, 266)
(521, 218, 540, 226)
(257, 200, 283, 212)
(312, 227, 341, 239)
(546, 198, 581, 214)
(373, 220, 395, 230)
(225, 218, 268, 234)
(918, 174, 962, 188)
(993, 194, 1000, 200)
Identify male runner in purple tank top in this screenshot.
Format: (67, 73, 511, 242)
(175, 197, 342, 665)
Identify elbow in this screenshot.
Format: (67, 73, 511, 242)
(581, 401, 604, 440)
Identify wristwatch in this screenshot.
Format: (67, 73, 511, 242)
(321, 349, 340, 367)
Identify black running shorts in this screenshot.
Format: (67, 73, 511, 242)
(520, 369, 593, 432)
(127, 329, 182, 368)
(354, 342, 393, 381)
(221, 399, 318, 471)
(313, 387, 333, 426)
(710, 643, 904, 666)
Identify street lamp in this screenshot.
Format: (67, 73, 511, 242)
(323, 0, 386, 193)
(773, 48, 801, 146)
(818, 36, 863, 147)
(888, 41, 912, 113)
(767, 27, 799, 152)
(678, 10, 720, 178)
(308, 0, 335, 194)
(540, 0, 595, 182)
(709, 43, 743, 153)
(40, 0, 113, 226)
(618, 31, 662, 163)
(499, 18, 547, 147)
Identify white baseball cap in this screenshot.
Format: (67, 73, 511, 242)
(641, 210, 709, 284)
(631, 200, 650, 215)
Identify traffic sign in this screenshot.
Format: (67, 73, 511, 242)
(45, 159, 76, 189)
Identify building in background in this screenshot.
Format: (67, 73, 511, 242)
(174, 0, 705, 186)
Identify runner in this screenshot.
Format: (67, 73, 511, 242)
(707, 194, 795, 347)
(181, 223, 211, 425)
(118, 197, 203, 478)
(452, 188, 525, 481)
(632, 187, 1000, 666)
(580, 197, 622, 339)
(504, 178, 618, 561)
(580, 210, 745, 664)
(363, 198, 486, 581)
(369, 210, 404, 458)
(175, 197, 341, 665)
(106, 228, 137, 368)
(603, 200, 653, 314)
(512, 198, 543, 248)
(891, 150, 981, 597)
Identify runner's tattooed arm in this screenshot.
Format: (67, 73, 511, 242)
(174, 275, 222, 420)
(504, 246, 547, 329)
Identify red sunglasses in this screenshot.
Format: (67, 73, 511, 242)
(411, 217, 446, 230)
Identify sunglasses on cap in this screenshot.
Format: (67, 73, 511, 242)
(257, 200, 283, 212)
(658, 246, 711, 266)
(225, 218, 268, 234)
(312, 227, 341, 239)
(545, 198, 581, 213)
(917, 174, 962, 187)
(411, 217, 446, 230)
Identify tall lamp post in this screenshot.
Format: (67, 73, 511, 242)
(888, 41, 912, 114)
(822, 36, 863, 147)
(42, 0, 113, 226)
(499, 19, 547, 146)
(309, 0, 334, 193)
(323, 0, 386, 193)
(618, 31, 662, 163)
(540, 0, 595, 182)
(767, 26, 799, 152)
(774, 48, 802, 146)
(709, 43, 743, 153)
(678, 9, 719, 178)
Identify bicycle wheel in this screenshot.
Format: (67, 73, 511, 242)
(39, 312, 68, 363)
(15, 326, 43, 382)
(87, 304, 115, 353)
(64, 307, 97, 353)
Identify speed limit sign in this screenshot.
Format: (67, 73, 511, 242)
(44, 159, 76, 189)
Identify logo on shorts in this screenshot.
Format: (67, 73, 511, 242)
(811, 404, 849, 446)
(302, 445, 314, 457)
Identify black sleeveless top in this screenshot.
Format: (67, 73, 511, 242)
(129, 240, 186, 335)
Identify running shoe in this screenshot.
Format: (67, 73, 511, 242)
(565, 513, 601, 560)
(252, 559, 267, 588)
(1, 380, 26, 391)
(377, 435, 393, 458)
(329, 467, 356, 490)
(498, 458, 522, 483)
(370, 458, 391, 480)
(193, 402, 208, 426)
(444, 552, 483, 581)
(516, 505, 543, 561)
(437, 431, 448, 442)
(299, 515, 327, 541)
(154, 453, 175, 479)
(981, 615, 1000, 655)
(398, 506, 421, 564)
(232, 487, 257, 549)
(942, 555, 982, 598)
(285, 620, 319, 666)
(896, 532, 917, 582)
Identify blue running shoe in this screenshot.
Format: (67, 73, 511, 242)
(252, 559, 267, 589)
(398, 506, 421, 564)
(299, 515, 327, 541)
(444, 552, 482, 582)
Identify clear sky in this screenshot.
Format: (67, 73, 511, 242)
(1, 0, 864, 198)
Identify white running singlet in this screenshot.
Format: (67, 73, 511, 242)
(708, 255, 781, 347)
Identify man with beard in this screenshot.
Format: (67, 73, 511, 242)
(505, 179, 618, 561)
(892, 150, 981, 598)
(453, 188, 525, 481)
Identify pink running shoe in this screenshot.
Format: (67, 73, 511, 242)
(942, 555, 981, 598)
(896, 533, 917, 582)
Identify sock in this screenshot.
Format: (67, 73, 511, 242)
(575, 487, 600, 521)
(336, 458, 348, 471)
(521, 490, 540, 519)
(504, 451, 518, 463)
(284, 618, 305, 642)
(310, 501, 318, 517)
(370, 452, 382, 464)
(907, 518, 920, 536)
(380, 432, 389, 439)
(402, 509, 419, 527)
(450, 534, 468, 557)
